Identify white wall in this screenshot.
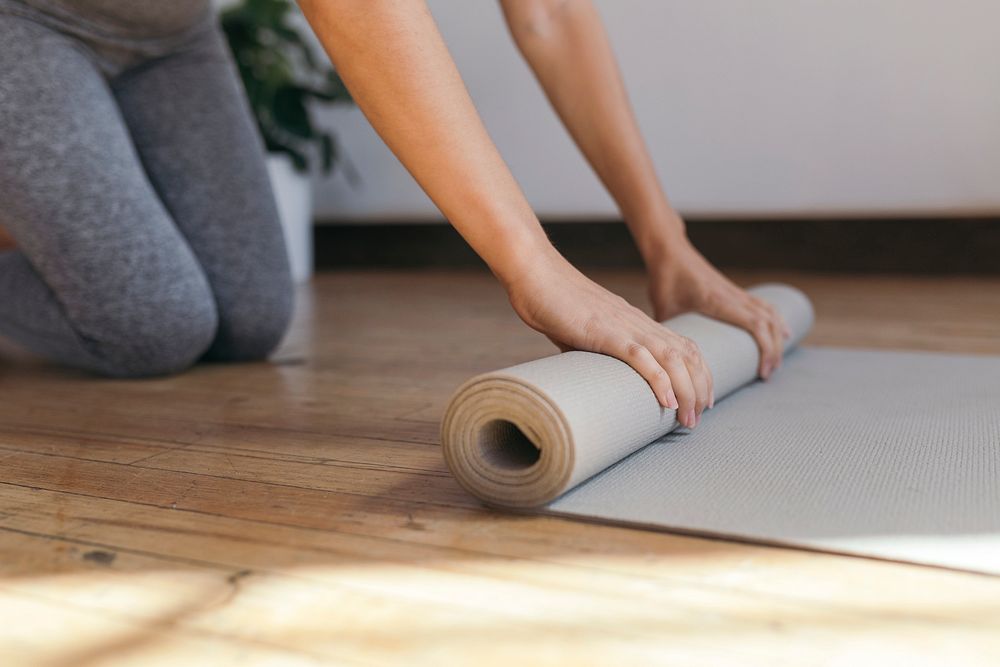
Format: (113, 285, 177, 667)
(313, 0, 1000, 221)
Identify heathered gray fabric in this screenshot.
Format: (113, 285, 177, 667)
(0, 1, 293, 377)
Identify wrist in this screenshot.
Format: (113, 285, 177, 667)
(629, 210, 691, 268)
(487, 222, 563, 293)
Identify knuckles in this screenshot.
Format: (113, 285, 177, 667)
(662, 347, 683, 364)
(625, 341, 646, 359)
(681, 336, 701, 360)
(580, 315, 602, 346)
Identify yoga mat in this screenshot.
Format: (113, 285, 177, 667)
(442, 284, 1000, 574)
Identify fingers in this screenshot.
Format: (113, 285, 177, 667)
(612, 330, 713, 429)
(653, 343, 698, 427)
(765, 306, 786, 373)
(760, 300, 787, 376)
(694, 337, 715, 411)
(692, 285, 788, 382)
(754, 297, 789, 341)
(678, 336, 712, 421)
(742, 309, 773, 380)
(617, 341, 679, 411)
(649, 333, 713, 428)
(746, 299, 787, 380)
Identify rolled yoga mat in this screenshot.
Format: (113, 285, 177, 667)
(442, 284, 1000, 574)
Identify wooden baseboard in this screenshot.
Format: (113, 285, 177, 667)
(315, 217, 1000, 274)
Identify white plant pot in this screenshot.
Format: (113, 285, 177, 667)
(266, 154, 313, 284)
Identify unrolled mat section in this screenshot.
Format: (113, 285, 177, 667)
(441, 284, 1000, 574)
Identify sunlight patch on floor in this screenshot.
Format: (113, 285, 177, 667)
(1, 554, 997, 667)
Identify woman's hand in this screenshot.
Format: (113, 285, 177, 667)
(647, 235, 790, 381)
(505, 249, 713, 428)
(498, 0, 788, 381)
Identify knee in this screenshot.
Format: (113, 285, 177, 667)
(206, 270, 294, 363)
(88, 276, 219, 378)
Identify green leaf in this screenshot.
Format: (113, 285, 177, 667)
(272, 87, 312, 139)
(319, 133, 336, 174)
(221, 0, 354, 173)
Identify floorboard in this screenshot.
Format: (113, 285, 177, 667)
(2, 269, 1000, 666)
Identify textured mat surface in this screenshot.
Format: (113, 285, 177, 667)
(442, 285, 1000, 573)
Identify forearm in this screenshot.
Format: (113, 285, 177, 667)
(297, 0, 555, 286)
(500, 0, 685, 263)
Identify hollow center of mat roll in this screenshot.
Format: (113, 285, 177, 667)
(477, 420, 541, 471)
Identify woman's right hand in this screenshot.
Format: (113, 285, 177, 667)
(505, 250, 713, 428)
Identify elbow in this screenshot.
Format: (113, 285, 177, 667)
(502, 0, 574, 46)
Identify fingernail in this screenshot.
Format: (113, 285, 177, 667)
(709, 392, 715, 409)
(666, 389, 679, 410)
(687, 408, 696, 427)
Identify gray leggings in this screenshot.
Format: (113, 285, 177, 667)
(0, 1, 293, 378)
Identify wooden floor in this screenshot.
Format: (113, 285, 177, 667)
(2, 269, 1000, 666)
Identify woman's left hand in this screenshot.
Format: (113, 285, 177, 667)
(647, 235, 791, 380)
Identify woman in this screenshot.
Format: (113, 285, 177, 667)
(0, 0, 786, 430)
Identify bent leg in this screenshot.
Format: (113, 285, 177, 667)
(0, 15, 218, 377)
(112, 21, 294, 363)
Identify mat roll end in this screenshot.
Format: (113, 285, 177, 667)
(441, 373, 576, 509)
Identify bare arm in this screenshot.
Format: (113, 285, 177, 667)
(297, 0, 712, 425)
(500, 0, 679, 259)
(500, 0, 788, 379)
(298, 0, 547, 285)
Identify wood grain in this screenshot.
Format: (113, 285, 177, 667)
(2, 270, 1000, 667)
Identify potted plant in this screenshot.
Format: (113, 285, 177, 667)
(221, 0, 353, 282)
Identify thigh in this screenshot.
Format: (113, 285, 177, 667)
(0, 14, 216, 374)
(111, 23, 293, 361)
